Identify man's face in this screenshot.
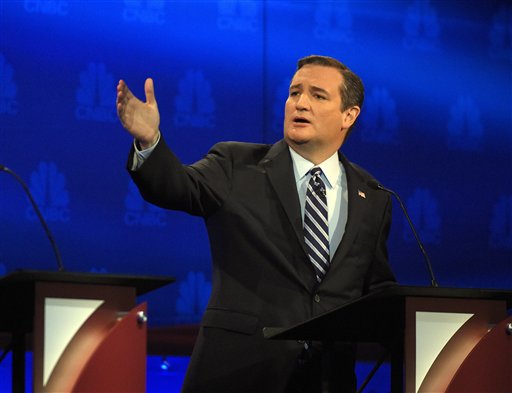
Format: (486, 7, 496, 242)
(284, 64, 351, 156)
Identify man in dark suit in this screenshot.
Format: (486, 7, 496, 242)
(116, 55, 396, 393)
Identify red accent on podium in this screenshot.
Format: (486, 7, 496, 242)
(407, 297, 505, 393)
(71, 303, 148, 392)
(445, 315, 512, 393)
(263, 285, 512, 393)
(0, 270, 173, 393)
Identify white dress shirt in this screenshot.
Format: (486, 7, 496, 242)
(289, 147, 348, 259)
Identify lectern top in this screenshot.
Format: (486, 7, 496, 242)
(0, 269, 175, 296)
(263, 284, 512, 342)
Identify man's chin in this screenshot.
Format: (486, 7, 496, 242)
(284, 134, 311, 146)
(289, 139, 309, 146)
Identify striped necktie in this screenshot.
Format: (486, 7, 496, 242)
(304, 167, 330, 283)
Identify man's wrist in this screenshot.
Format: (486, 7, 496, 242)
(137, 131, 160, 150)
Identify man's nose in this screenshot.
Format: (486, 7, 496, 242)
(296, 93, 311, 110)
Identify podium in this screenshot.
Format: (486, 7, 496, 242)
(263, 285, 512, 393)
(0, 270, 174, 392)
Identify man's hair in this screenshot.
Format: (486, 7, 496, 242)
(297, 55, 365, 119)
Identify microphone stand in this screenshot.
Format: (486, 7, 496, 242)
(1, 165, 64, 272)
(368, 179, 438, 287)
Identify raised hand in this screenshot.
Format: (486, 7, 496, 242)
(116, 78, 160, 149)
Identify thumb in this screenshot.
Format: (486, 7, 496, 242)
(144, 78, 156, 105)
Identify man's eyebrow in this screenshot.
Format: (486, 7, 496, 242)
(289, 84, 329, 95)
(310, 85, 329, 95)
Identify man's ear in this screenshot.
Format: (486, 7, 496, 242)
(342, 106, 361, 129)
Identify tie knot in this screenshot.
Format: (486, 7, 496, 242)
(309, 167, 325, 196)
(310, 167, 323, 178)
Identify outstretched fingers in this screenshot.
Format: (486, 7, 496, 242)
(116, 80, 133, 129)
(144, 78, 156, 106)
(116, 79, 138, 123)
(115, 78, 160, 143)
(117, 80, 131, 110)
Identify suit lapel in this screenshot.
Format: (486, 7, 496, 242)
(259, 140, 312, 290)
(330, 152, 369, 265)
(260, 140, 307, 256)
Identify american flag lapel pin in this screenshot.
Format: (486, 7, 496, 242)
(358, 189, 366, 199)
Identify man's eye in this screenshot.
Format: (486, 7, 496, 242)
(314, 94, 326, 100)
(289, 91, 299, 96)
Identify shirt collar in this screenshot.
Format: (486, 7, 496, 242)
(289, 147, 340, 189)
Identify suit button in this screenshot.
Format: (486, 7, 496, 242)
(314, 294, 320, 303)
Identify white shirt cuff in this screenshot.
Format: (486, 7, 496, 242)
(131, 133, 161, 170)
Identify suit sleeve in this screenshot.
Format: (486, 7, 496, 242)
(363, 194, 397, 293)
(127, 136, 232, 217)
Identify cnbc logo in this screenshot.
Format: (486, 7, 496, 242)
(24, 0, 69, 16)
(313, 2, 353, 42)
(123, 0, 166, 25)
(361, 87, 399, 144)
(175, 271, 212, 323)
(75, 62, 117, 122)
(446, 95, 484, 151)
(403, 188, 441, 245)
(173, 70, 216, 129)
(403, 0, 440, 51)
(26, 162, 70, 222)
(217, 0, 259, 32)
(124, 181, 166, 227)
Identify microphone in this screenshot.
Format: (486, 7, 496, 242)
(367, 179, 438, 287)
(1, 164, 65, 272)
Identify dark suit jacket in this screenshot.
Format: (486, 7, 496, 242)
(129, 137, 396, 393)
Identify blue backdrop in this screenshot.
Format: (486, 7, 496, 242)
(1, 0, 511, 388)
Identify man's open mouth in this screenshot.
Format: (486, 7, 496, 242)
(293, 117, 310, 123)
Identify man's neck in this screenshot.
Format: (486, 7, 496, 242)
(287, 143, 340, 165)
